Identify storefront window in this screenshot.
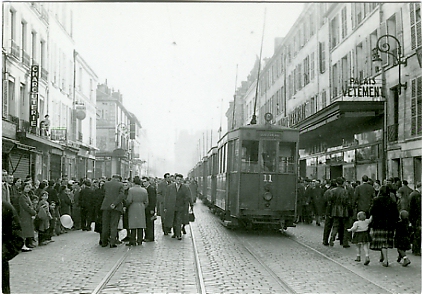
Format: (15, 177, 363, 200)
(279, 142, 295, 173)
(330, 152, 343, 163)
(241, 140, 259, 172)
(356, 145, 378, 162)
(318, 155, 326, 165)
(344, 150, 355, 163)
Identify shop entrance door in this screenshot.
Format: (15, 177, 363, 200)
(330, 165, 343, 179)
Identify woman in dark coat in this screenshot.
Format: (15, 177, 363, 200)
(93, 180, 105, 244)
(18, 182, 37, 250)
(126, 176, 148, 246)
(10, 177, 23, 213)
(369, 185, 399, 267)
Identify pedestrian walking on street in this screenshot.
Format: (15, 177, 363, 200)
(328, 177, 351, 248)
(143, 176, 157, 242)
(126, 176, 149, 246)
(181, 178, 194, 235)
(322, 180, 336, 246)
(100, 175, 125, 248)
(157, 173, 171, 235)
(395, 210, 412, 266)
(164, 174, 192, 240)
(369, 185, 399, 267)
(347, 211, 372, 265)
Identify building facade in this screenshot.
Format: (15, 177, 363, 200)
(232, 2, 421, 187)
(2, 2, 99, 182)
(95, 82, 142, 179)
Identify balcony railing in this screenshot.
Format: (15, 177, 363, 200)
(41, 67, 48, 81)
(22, 50, 30, 67)
(387, 123, 399, 142)
(8, 114, 20, 125)
(10, 40, 20, 59)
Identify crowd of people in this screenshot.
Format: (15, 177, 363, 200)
(2, 169, 198, 293)
(1, 170, 198, 251)
(296, 175, 421, 267)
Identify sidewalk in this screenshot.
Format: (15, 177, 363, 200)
(290, 221, 421, 294)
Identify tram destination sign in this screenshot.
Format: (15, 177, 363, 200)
(258, 131, 282, 140)
(29, 65, 39, 127)
(342, 77, 383, 98)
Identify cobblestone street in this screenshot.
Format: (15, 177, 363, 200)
(9, 199, 421, 294)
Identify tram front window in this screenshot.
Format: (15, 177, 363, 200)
(261, 141, 277, 172)
(241, 140, 259, 172)
(278, 142, 295, 173)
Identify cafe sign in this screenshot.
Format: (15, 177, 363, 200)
(342, 78, 384, 98)
(30, 65, 39, 127)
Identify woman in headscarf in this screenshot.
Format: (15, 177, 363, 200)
(369, 185, 399, 267)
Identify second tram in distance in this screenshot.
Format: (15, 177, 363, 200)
(189, 117, 300, 230)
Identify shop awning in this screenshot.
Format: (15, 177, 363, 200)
(293, 101, 384, 144)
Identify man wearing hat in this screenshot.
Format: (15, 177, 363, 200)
(100, 175, 125, 248)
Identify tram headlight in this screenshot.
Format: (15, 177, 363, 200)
(263, 192, 273, 201)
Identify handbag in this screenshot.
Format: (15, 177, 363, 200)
(189, 212, 195, 222)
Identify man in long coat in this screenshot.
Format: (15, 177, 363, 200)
(100, 175, 125, 247)
(163, 174, 192, 240)
(143, 176, 157, 242)
(157, 173, 171, 235)
(353, 175, 375, 218)
(328, 177, 351, 247)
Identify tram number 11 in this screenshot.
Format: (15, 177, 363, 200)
(263, 174, 273, 182)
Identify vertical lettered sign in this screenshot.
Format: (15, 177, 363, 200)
(30, 65, 39, 127)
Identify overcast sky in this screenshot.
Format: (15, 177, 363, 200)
(70, 2, 304, 170)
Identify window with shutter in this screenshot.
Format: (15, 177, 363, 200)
(341, 7, 347, 39)
(410, 3, 422, 50)
(411, 77, 422, 136)
(319, 42, 326, 73)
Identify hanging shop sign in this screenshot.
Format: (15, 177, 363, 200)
(74, 102, 86, 120)
(30, 65, 39, 127)
(342, 78, 383, 98)
(51, 128, 67, 141)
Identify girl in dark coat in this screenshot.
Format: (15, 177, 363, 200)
(395, 210, 411, 266)
(369, 185, 399, 267)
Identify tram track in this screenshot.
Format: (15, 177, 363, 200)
(91, 246, 132, 294)
(287, 235, 395, 294)
(230, 224, 396, 294)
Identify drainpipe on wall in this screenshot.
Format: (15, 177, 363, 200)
(379, 4, 388, 181)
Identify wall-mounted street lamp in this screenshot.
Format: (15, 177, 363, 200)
(372, 34, 409, 94)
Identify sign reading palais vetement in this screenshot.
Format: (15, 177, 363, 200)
(342, 78, 383, 98)
(29, 65, 39, 127)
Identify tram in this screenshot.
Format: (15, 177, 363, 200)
(188, 113, 300, 230)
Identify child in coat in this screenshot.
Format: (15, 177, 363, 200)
(395, 210, 411, 266)
(36, 191, 52, 245)
(347, 211, 372, 265)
